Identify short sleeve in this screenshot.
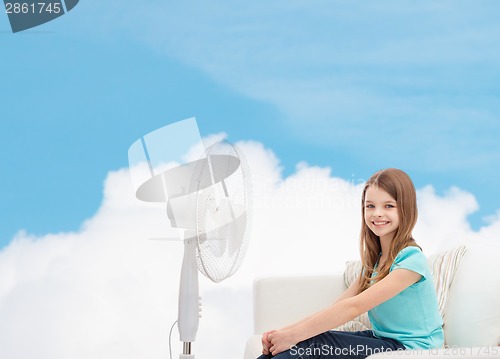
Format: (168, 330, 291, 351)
(390, 246, 427, 282)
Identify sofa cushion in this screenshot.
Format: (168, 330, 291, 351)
(336, 245, 467, 335)
(427, 245, 467, 323)
(444, 240, 500, 346)
(337, 259, 371, 330)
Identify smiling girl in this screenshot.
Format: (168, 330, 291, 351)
(257, 168, 444, 358)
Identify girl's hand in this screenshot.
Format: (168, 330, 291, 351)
(261, 330, 276, 355)
(268, 329, 298, 356)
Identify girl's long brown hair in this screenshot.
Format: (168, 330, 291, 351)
(357, 168, 421, 294)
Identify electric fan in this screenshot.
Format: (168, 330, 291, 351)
(128, 118, 252, 358)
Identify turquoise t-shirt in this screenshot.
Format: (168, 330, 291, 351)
(368, 246, 444, 350)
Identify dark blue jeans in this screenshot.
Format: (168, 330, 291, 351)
(257, 330, 406, 359)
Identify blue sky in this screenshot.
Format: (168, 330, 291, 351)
(1, 1, 500, 247)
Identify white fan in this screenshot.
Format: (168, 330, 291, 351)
(128, 118, 252, 358)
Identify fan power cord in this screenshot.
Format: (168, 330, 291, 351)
(169, 320, 178, 359)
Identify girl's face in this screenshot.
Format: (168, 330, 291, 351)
(364, 185, 400, 242)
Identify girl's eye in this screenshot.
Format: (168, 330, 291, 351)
(386, 204, 395, 208)
(365, 204, 374, 208)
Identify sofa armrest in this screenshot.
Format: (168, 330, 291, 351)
(252, 273, 345, 335)
(244, 335, 263, 359)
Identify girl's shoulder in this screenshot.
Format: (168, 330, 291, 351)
(396, 245, 422, 257)
(392, 245, 426, 269)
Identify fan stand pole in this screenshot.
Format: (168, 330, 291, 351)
(178, 230, 200, 359)
(181, 342, 193, 357)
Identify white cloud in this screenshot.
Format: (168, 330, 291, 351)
(0, 139, 499, 359)
(413, 185, 480, 253)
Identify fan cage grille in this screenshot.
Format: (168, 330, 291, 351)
(192, 141, 252, 283)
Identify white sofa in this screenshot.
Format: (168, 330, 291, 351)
(244, 240, 500, 358)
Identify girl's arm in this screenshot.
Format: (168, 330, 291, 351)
(278, 275, 361, 331)
(333, 274, 361, 303)
(260, 277, 361, 355)
(267, 268, 422, 355)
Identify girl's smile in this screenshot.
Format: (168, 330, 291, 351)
(364, 186, 400, 242)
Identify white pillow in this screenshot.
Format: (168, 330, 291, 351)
(336, 260, 371, 331)
(427, 245, 467, 323)
(444, 240, 500, 346)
